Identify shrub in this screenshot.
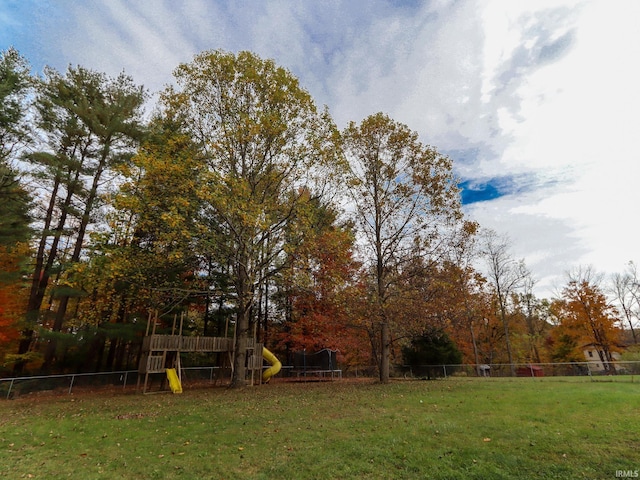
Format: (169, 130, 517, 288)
(402, 330, 462, 379)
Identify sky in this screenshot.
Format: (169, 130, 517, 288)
(2, 0, 639, 298)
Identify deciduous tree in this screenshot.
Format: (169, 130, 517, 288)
(343, 112, 463, 382)
(275, 197, 367, 359)
(610, 262, 640, 344)
(554, 267, 621, 372)
(62, 117, 204, 371)
(165, 50, 343, 387)
(481, 230, 528, 375)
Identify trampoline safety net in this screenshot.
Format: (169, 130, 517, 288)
(291, 349, 338, 371)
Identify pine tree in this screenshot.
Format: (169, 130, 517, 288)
(0, 47, 32, 253)
(0, 48, 32, 370)
(18, 65, 146, 371)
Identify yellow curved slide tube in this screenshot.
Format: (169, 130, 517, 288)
(262, 347, 282, 383)
(166, 368, 182, 393)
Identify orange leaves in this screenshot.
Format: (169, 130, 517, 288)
(551, 277, 622, 365)
(276, 214, 369, 361)
(0, 289, 21, 343)
(0, 245, 29, 353)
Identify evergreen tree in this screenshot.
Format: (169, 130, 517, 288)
(0, 47, 32, 254)
(0, 48, 32, 369)
(402, 329, 462, 379)
(0, 47, 31, 162)
(17, 65, 146, 371)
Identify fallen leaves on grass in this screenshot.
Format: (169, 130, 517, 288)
(115, 413, 148, 420)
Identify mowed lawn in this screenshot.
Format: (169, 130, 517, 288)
(1, 377, 639, 479)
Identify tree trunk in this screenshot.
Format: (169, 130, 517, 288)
(94, 332, 106, 372)
(230, 261, 251, 388)
(16, 168, 79, 373)
(502, 321, 515, 376)
(44, 155, 108, 368)
(114, 340, 126, 371)
(203, 292, 211, 336)
(498, 302, 516, 376)
(380, 322, 390, 383)
(367, 324, 379, 376)
(105, 338, 118, 371)
(230, 306, 250, 388)
(470, 322, 480, 376)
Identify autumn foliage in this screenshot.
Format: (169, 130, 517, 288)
(274, 203, 372, 370)
(549, 278, 621, 369)
(2, 47, 637, 377)
(0, 244, 29, 358)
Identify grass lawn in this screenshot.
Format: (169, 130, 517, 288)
(1, 377, 639, 479)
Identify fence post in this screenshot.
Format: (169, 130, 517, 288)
(6, 379, 14, 399)
(68, 375, 75, 395)
(303, 348, 307, 378)
(443, 365, 447, 378)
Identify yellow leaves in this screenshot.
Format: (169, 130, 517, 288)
(167, 250, 184, 262)
(159, 211, 183, 230)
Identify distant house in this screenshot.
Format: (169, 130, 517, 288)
(582, 343, 621, 372)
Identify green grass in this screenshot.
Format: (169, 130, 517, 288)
(1, 378, 639, 479)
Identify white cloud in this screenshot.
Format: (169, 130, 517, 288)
(476, 0, 640, 294)
(468, 192, 589, 296)
(7, 0, 640, 298)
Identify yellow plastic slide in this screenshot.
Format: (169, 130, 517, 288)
(262, 347, 282, 383)
(166, 368, 182, 393)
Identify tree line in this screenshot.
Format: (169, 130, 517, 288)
(1, 48, 638, 384)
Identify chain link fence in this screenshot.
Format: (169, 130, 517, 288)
(2, 361, 639, 399)
(389, 360, 640, 380)
(0, 370, 139, 399)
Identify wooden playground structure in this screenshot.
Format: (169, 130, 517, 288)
(137, 311, 267, 393)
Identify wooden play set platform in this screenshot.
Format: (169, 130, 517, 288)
(137, 312, 264, 393)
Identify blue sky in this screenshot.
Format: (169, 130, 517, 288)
(2, 0, 639, 298)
